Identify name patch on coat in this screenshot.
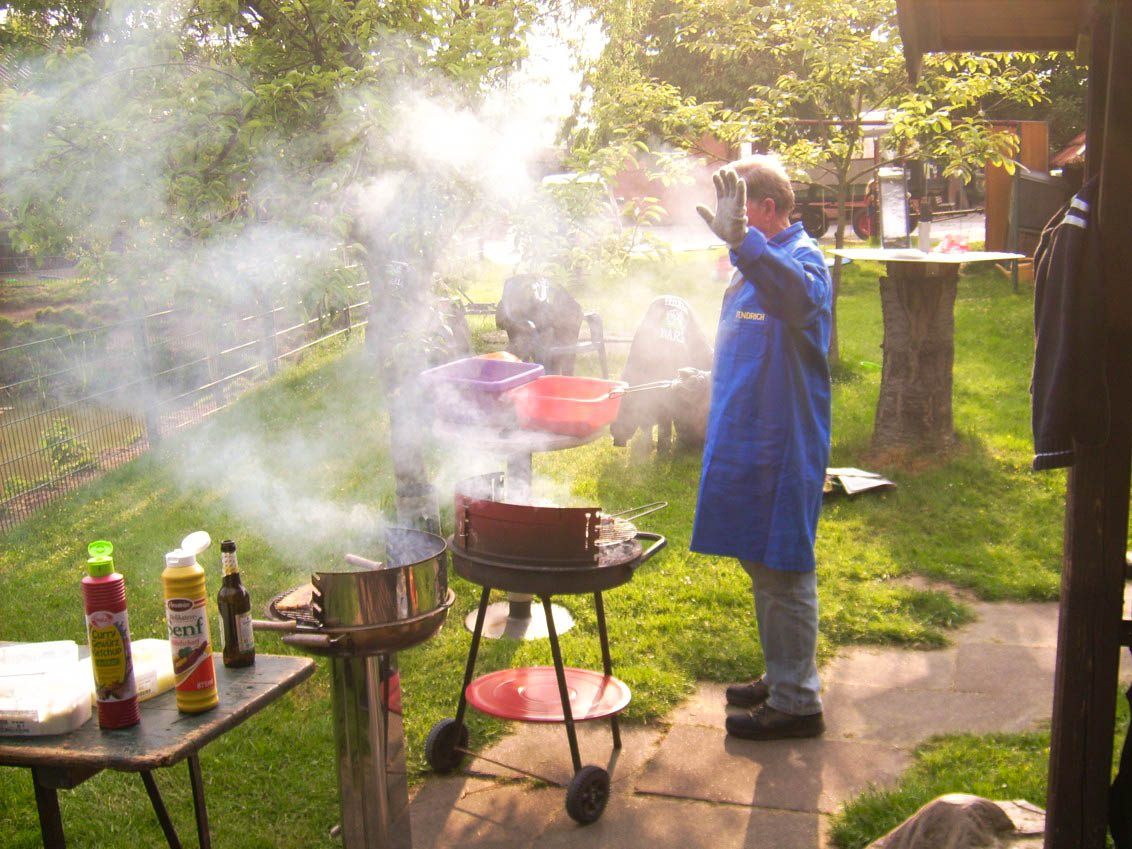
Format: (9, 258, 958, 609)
(736, 310, 766, 321)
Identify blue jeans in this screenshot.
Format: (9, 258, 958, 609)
(739, 560, 822, 716)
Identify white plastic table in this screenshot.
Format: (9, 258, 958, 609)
(830, 248, 1024, 451)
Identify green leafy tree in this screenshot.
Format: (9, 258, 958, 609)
(1, 0, 549, 527)
(576, 0, 1050, 368)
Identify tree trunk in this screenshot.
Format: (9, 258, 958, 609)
(362, 253, 440, 534)
(871, 262, 958, 452)
(828, 177, 850, 370)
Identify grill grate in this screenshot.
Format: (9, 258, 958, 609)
(267, 585, 321, 626)
(597, 516, 638, 545)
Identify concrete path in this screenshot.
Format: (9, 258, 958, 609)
(410, 598, 1132, 849)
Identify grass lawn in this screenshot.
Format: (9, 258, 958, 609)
(0, 250, 1078, 847)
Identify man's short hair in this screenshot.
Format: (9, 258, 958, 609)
(732, 155, 795, 217)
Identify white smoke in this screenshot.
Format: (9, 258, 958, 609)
(1, 0, 624, 551)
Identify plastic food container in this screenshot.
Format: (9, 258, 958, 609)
(421, 357, 544, 426)
(0, 642, 91, 736)
(509, 376, 628, 436)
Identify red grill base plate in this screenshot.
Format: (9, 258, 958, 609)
(465, 667, 630, 722)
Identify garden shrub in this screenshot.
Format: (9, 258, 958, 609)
(40, 418, 96, 474)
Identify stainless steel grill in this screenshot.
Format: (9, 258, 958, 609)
(254, 528, 453, 849)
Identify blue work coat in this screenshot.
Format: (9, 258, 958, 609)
(690, 222, 832, 571)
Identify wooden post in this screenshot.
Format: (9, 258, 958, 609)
(871, 261, 957, 452)
(260, 304, 278, 377)
(1044, 4, 1132, 847)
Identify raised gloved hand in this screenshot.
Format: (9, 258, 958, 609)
(696, 168, 747, 248)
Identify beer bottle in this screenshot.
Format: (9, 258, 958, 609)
(217, 539, 255, 668)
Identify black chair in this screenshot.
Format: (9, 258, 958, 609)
(495, 275, 608, 378)
(1007, 169, 1073, 292)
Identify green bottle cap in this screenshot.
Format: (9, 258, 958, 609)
(87, 540, 115, 578)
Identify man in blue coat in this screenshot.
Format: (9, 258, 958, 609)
(690, 157, 832, 739)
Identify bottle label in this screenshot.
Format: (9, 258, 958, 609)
(235, 612, 255, 653)
(165, 597, 215, 692)
(85, 609, 137, 703)
(221, 550, 239, 577)
(218, 612, 255, 655)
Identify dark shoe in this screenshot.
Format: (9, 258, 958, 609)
(726, 704, 825, 740)
(725, 677, 770, 708)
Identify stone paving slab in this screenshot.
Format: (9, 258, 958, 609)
(954, 642, 1056, 700)
(468, 721, 665, 787)
(535, 794, 833, 849)
(410, 775, 561, 849)
(822, 644, 959, 690)
(633, 724, 911, 814)
(820, 681, 1046, 743)
(959, 602, 1060, 647)
(408, 596, 1132, 849)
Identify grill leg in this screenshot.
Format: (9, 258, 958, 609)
(594, 592, 622, 749)
(543, 595, 583, 773)
(455, 585, 493, 726)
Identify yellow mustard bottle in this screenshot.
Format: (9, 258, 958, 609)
(162, 531, 219, 713)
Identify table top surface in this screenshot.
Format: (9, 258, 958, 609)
(0, 654, 315, 773)
(829, 248, 1025, 264)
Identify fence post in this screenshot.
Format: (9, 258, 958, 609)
(206, 320, 224, 409)
(260, 303, 278, 376)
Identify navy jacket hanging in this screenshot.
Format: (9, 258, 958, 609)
(1030, 176, 1107, 471)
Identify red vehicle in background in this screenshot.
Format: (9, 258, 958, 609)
(790, 160, 979, 240)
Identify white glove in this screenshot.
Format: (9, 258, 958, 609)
(696, 168, 747, 248)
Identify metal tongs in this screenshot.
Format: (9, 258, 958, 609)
(605, 380, 675, 400)
(602, 501, 668, 521)
(597, 501, 668, 545)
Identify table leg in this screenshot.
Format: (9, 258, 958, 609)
(139, 770, 184, 849)
(30, 768, 66, 849)
(186, 754, 211, 849)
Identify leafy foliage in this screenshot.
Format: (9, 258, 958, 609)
(573, 0, 1061, 364)
(41, 417, 95, 473)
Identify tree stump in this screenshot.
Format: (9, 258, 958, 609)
(872, 262, 959, 453)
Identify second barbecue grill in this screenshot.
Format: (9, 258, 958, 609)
(424, 473, 667, 824)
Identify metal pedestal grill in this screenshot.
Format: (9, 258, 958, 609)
(424, 474, 666, 825)
(254, 528, 454, 849)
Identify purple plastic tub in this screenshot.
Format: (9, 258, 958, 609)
(421, 357, 545, 426)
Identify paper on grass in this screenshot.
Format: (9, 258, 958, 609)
(825, 467, 896, 495)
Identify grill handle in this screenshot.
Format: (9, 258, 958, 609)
(252, 619, 299, 632)
(631, 532, 667, 571)
(281, 632, 342, 652)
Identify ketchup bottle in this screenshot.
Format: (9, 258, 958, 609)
(82, 540, 141, 729)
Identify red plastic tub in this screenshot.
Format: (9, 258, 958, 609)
(508, 376, 628, 436)
(421, 357, 544, 425)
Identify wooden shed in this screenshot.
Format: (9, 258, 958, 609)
(894, 2, 1132, 847)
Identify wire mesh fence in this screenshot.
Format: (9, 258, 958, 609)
(0, 289, 369, 532)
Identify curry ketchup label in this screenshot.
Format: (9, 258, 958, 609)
(165, 597, 216, 692)
(86, 609, 137, 702)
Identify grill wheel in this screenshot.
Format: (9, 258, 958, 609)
(425, 718, 468, 773)
(565, 765, 610, 825)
